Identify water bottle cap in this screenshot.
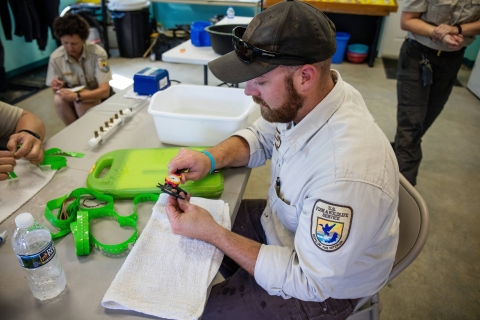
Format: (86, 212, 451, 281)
(15, 212, 34, 228)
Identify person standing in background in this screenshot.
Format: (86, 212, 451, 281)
(46, 14, 112, 126)
(393, 0, 480, 186)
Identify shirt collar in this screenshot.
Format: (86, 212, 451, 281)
(281, 69, 345, 154)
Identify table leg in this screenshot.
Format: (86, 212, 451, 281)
(204, 65, 208, 85)
(101, 0, 110, 58)
(368, 16, 384, 67)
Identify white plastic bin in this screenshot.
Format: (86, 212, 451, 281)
(147, 84, 257, 146)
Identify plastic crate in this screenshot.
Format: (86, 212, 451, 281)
(191, 21, 212, 47)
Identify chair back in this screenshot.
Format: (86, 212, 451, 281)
(348, 174, 429, 319)
(389, 174, 429, 282)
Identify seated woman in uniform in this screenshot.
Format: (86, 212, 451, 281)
(46, 14, 113, 125)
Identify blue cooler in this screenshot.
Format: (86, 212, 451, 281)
(133, 68, 170, 95)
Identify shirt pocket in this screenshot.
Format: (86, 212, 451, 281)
(469, 0, 480, 20)
(269, 185, 299, 232)
(427, 0, 454, 21)
(85, 74, 98, 90)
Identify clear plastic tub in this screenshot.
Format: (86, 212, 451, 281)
(147, 84, 257, 146)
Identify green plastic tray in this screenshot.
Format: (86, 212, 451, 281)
(86, 148, 223, 199)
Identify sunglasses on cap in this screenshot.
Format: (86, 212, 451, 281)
(232, 26, 317, 64)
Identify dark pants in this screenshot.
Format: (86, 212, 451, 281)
(394, 39, 465, 186)
(203, 199, 357, 320)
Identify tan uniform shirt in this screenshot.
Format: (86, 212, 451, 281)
(46, 42, 112, 90)
(0, 101, 23, 141)
(403, 0, 480, 51)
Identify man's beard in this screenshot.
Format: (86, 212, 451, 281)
(252, 74, 305, 123)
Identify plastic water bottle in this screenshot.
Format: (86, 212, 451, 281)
(227, 6, 235, 19)
(12, 212, 66, 300)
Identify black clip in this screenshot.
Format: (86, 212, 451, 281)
(156, 183, 187, 200)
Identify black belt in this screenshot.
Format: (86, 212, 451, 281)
(406, 38, 464, 57)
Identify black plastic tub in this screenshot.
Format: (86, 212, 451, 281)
(205, 24, 248, 55)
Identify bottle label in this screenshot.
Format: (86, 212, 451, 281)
(16, 241, 56, 269)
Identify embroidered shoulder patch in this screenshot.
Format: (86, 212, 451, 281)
(98, 58, 109, 72)
(310, 199, 353, 252)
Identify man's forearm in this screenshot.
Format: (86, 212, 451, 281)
(206, 135, 251, 169)
(15, 111, 45, 141)
(209, 225, 262, 276)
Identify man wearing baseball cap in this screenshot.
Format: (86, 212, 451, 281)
(166, 0, 400, 318)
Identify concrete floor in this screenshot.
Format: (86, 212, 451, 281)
(15, 55, 480, 319)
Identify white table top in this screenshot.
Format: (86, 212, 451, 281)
(0, 86, 256, 319)
(162, 40, 221, 65)
(162, 16, 253, 66)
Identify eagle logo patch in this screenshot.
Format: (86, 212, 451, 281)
(98, 58, 109, 72)
(310, 199, 353, 252)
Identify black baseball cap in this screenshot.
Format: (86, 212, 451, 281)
(208, 0, 336, 84)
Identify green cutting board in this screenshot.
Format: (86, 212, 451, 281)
(86, 148, 223, 199)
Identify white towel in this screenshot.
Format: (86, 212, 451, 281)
(102, 194, 231, 320)
(0, 159, 56, 223)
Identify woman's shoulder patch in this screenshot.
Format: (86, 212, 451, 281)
(98, 58, 109, 72)
(310, 199, 353, 252)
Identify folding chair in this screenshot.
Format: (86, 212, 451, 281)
(347, 174, 430, 320)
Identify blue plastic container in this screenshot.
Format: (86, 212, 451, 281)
(191, 21, 212, 47)
(331, 32, 350, 64)
(348, 44, 369, 54)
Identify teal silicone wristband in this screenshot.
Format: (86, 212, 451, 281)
(201, 150, 216, 174)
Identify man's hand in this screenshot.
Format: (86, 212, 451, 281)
(165, 193, 221, 242)
(432, 24, 457, 41)
(7, 132, 44, 164)
(442, 34, 464, 49)
(51, 77, 64, 91)
(168, 148, 212, 184)
(56, 89, 77, 102)
(0, 150, 16, 181)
